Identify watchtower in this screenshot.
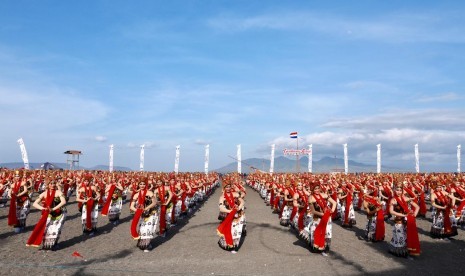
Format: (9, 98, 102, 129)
(64, 150, 82, 170)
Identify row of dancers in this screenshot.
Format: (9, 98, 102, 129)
(0, 169, 219, 251)
(246, 171, 465, 258)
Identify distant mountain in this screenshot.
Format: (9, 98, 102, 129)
(87, 165, 133, 171)
(213, 156, 403, 174)
(0, 162, 132, 171)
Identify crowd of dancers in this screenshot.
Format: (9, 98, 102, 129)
(246, 171, 465, 258)
(2, 167, 465, 257)
(0, 169, 219, 252)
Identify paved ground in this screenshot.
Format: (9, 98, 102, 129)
(1, 185, 465, 276)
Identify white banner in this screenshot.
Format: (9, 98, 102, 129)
(175, 145, 180, 173)
(282, 148, 312, 156)
(109, 144, 114, 173)
(377, 144, 381, 174)
(458, 145, 461, 173)
(204, 144, 209, 174)
(237, 144, 241, 174)
(17, 138, 30, 170)
(343, 143, 348, 174)
(415, 144, 420, 173)
(308, 144, 313, 173)
(270, 144, 275, 173)
(140, 145, 145, 172)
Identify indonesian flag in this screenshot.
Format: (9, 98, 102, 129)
(290, 132, 298, 138)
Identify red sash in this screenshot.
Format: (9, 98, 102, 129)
(434, 191, 453, 234)
(217, 209, 237, 248)
(170, 185, 177, 223)
(158, 186, 167, 235)
(101, 184, 116, 216)
(85, 187, 94, 231)
(130, 189, 147, 239)
(217, 192, 237, 248)
(364, 196, 385, 240)
(418, 191, 427, 216)
(313, 194, 330, 250)
(26, 189, 56, 247)
(357, 190, 364, 209)
(454, 187, 465, 217)
(297, 191, 307, 231)
(270, 188, 275, 206)
(395, 196, 421, 255)
(341, 187, 352, 225)
(8, 182, 21, 226)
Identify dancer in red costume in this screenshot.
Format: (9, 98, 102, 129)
(308, 184, 336, 256)
(27, 178, 66, 250)
(217, 182, 245, 253)
(389, 184, 420, 257)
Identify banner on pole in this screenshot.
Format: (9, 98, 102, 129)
(415, 144, 420, 173)
(308, 144, 313, 173)
(377, 144, 381, 174)
(140, 145, 145, 172)
(270, 144, 275, 173)
(343, 143, 348, 175)
(175, 145, 180, 173)
(109, 144, 114, 173)
(282, 148, 311, 156)
(17, 138, 30, 170)
(205, 144, 209, 174)
(458, 145, 461, 173)
(237, 144, 241, 174)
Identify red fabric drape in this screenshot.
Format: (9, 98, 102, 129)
(395, 196, 421, 256)
(130, 189, 147, 239)
(101, 185, 116, 216)
(217, 209, 237, 248)
(343, 188, 352, 225)
(85, 187, 94, 231)
(313, 209, 330, 250)
(375, 209, 385, 241)
(26, 189, 56, 247)
(158, 186, 167, 235)
(8, 182, 20, 226)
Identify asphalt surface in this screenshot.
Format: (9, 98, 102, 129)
(1, 185, 465, 276)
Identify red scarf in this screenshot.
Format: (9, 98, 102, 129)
(364, 196, 385, 241)
(85, 186, 94, 231)
(395, 196, 421, 255)
(455, 187, 465, 218)
(297, 190, 307, 231)
(26, 189, 56, 247)
(158, 185, 167, 235)
(357, 189, 364, 209)
(313, 194, 330, 250)
(341, 187, 352, 225)
(404, 187, 417, 200)
(8, 182, 21, 226)
(170, 185, 177, 224)
(418, 191, 427, 216)
(180, 184, 187, 212)
(130, 189, 147, 239)
(270, 188, 275, 207)
(101, 184, 116, 216)
(217, 192, 237, 248)
(434, 191, 453, 234)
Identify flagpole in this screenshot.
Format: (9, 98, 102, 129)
(296, 136, 299, 173)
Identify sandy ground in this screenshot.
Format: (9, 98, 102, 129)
(1, 185, 465, 276)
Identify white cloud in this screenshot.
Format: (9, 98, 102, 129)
(207, 11, 465, 43)
(416, 92, 461, 102)
(95, 136, 107, 142)
(322, 109, 465, 131)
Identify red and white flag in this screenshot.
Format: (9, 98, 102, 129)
(290, 132, 298, 139)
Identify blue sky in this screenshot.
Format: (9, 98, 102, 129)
(1, 1, 465, 172)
